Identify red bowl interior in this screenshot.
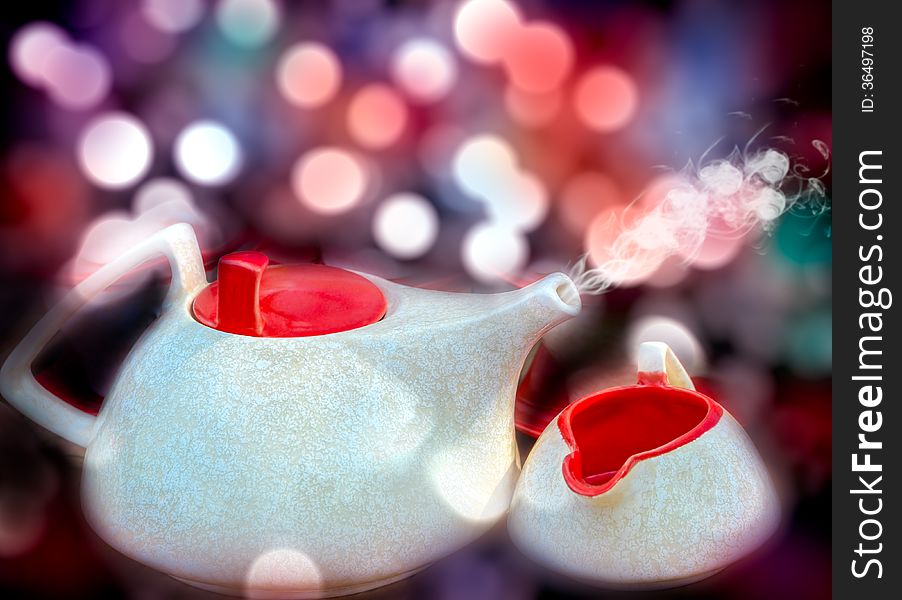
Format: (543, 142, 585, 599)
(558, 384, 723, 496)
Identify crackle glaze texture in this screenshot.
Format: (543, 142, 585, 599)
(82, 277, 577, 595)
(508, 410, 780, 589)
(1, 224, 580, 597)
(84, 268, 577, 596)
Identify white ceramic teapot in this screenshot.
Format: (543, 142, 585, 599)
(1, 224, 581, 598)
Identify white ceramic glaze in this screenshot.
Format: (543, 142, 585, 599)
(508, 342, 780, 589)
(0, 224, 581, 598)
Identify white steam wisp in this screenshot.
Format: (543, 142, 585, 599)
(569, 141, 829, 294)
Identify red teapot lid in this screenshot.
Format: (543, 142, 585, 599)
(192, 251, 387, 337)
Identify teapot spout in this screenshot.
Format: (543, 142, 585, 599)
(480, 273, 582, 363)
(512, 272, 582, 330)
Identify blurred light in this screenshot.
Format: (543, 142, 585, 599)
(452, 134, 517, 198)
(786, 309, 832, 376)
(174, 121, 242, 186)
(245, 549, 322, 598)
(431, 449, 515, 524)
(504, 23, 574, 94)
(292, 147, 366, 215)
(9, 22, 111, 110)
(462, 222, 528, 283)
(76, 211, 159, 265)
(504, 86, 561, 128)
(1, 146, 90, 274)
(42, 43, 111, 109)
(453, 0, 522, 64)
(133, 177, 194, 214)
(627, 315, 705, 374)
(215, 0, 279, 47)
(73, 180, 214, 283)
(8, 22, 68, 86)
(775, 210, 832, 267)
(574, 66, 638, 132)
(485, 171, 548, 232)
(685, 233, 744, 270)
(451, 134, 547, 231)
(559, 172, 621, 234)
(373, 193, 439, 259)
(347, 84, 407, 149)
(77, 113, 153, 189)
(141, 0, 204, 33)
(276, 43, 342, 109)
(391, 38, 458, 103)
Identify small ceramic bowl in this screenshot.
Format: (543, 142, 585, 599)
(508, 342, 780, 589)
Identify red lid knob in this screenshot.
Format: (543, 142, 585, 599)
(217, 251, 269, 336)
(192, 251, 387, 337)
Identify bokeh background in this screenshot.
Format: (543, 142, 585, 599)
(1, 1, 830, 599)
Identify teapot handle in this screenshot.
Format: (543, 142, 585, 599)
(0, 224, 207, 447)
(636, 341, 695, 390)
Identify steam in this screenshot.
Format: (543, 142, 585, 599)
(569, 140, 829, 294)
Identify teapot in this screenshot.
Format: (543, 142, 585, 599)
(508, 342, 780, 589)
(0, 224, 581, 597)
